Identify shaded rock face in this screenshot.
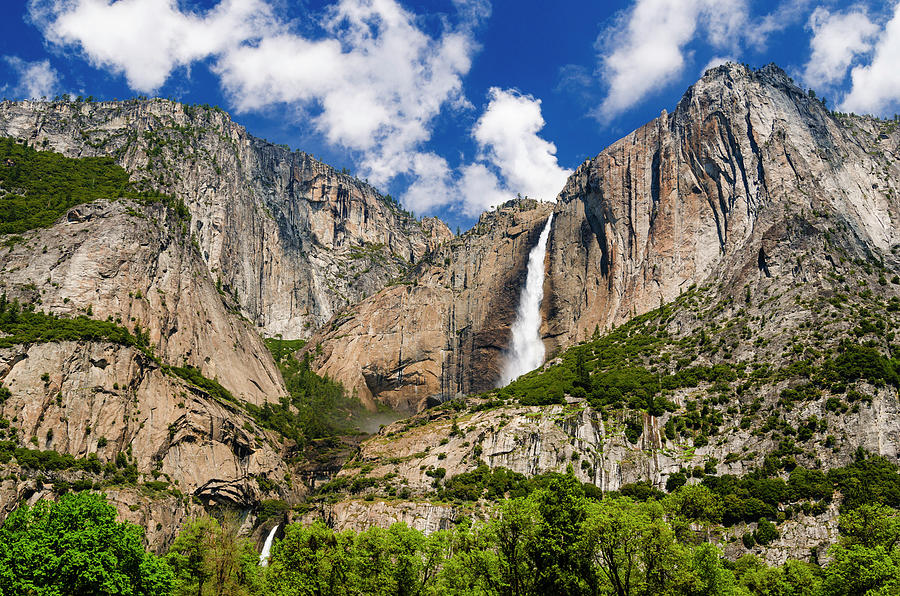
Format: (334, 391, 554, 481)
(545, 63, 900, 350)
(0, 200, 283, 405)
(305, 201, 555, 412)
(0, 99, 451, 340)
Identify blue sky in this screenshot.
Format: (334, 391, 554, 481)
(3, 0, 900, 230)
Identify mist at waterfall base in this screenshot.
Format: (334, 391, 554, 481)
(499, 214, 554, 387)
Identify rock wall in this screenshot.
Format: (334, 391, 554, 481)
(305, 200, 554, 411)
(300, 499, 467, 535)
(0, 99, 451, 340)
(545, 63, 900, 349)
(0, 340, 301, 550)
(0, 199, 283, 404)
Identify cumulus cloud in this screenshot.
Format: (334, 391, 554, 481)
(746, 0, 815, 49)
(841, 2, 900, 116)
(3, 56, 59, 99)
(214, 0, 478, 189)
(594, 0, 818, 120)
(34, 0, 277, 92)
(596, 0, 749, 120)
(802, 6, 879, 89)
(403, 88, 570, 216)
(31, 0, 503, 214)
(468, 88, 569, 208)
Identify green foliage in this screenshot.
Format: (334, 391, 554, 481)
(433, 466, 605, 505)
(246, 354, 361, 445)
(753, 518, 779, 546)
(0, 440, 103, 473)
(269, 474, 740, 595)
(164, 365, 236, 405)
(827, 453, 900, 511)
(268, 522, 444, 596)
(494, 295, 738, 420)
(821, 504, 900, 595)
(264, 479, 900, 595)
(167, 516, 262, 596)
(263, 337, 308, 363)
(624, 416, 643, 444)
(733, 555, 821, 595)
(0, 492, 173, 595)
(0, 137, 187, 235)
(256, 500, 290, 525)
(0, 297, 151, 352)
(438, 464, 530, 502)
(822, 343, 899, 388)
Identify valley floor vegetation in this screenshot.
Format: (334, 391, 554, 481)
(1, 473, 899, 596)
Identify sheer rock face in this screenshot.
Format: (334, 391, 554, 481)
(301, 500, 466, 536)
(305, 201, 555, 412)
(545, 63, 900, 351)
(0, 99, 451, 340)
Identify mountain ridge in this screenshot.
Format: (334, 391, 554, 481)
(0, 63, 899, 567)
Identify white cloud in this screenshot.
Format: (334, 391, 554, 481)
(841, 2, 900, 115)
(594, 0, 820, 120)
(30, 0, 496, 215)
(36, 0, 277, 92)
(29, 1, 566, 218)
(456, 163, 508, 214)
(596, 0, 749, 120)
(214, 0, 479, 189)
(401, 88, 570, 216)
(746, 0, 815, 49)
(402, 153, 455, 214)
(701, 56, 736, 75)
(802, 6, 879, 89)
(470, 88, 569, 205)
(3, 56, 59, 99)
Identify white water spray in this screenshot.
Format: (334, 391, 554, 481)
(259, 524, 279, 567)
(500, 214, 554, 386)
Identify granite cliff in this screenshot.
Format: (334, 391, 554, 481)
(545, 63, 900, 349)
(305, 200, 554, 411)
(2, 63, 900, 567)
(305, 64, 900, 564)
(0, 99, 451, 340)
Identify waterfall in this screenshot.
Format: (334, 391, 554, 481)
(499, 214, 554, 386)
(259, 524, 279, 567)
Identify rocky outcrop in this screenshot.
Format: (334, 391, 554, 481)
(305, 200, 554, 411)
(0, 199, 283, 404)
(0, 340, 300, 550)
(292, 64, 900, 415)
(0, 99, 451, 340)
(301, 499, 467, 535)
(545, 63, 900, 349)
(0, 197, 304, 548)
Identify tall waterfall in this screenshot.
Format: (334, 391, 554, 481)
(499, 214, 554, 386)
(259, 524, 279, 567)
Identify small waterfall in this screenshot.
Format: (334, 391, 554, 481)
(500, 214, 554, 386)
(259, 524, 279, 567)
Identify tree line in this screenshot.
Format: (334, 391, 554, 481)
(1, 474, 899, 595)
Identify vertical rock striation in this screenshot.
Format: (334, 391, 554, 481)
(305, 201, 555, 411)
(0, 99, 451, 340)
(545, 63, 900, 350)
